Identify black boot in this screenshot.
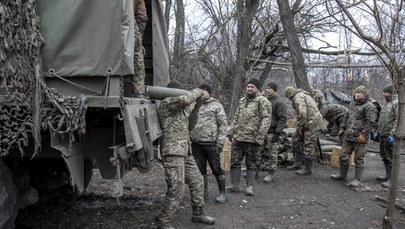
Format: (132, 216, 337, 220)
(331, 164, 349, 181)
(215, 175, 227, 203)
(226, 167, 241, 192)
(245, 169, 255, 196)
(376, 161, 390, 182)
(287, 152, 305, 171)
(296, 158, 313, 175)
(263, 169, 275, 183)
(203, 175, 208, 200)
(191, 206, 215, 225)
(349, 167, 364, 188)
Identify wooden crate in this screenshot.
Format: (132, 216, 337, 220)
(331, 146, 355, 168)
(220, 139, 232, 171)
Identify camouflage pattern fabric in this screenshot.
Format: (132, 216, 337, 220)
(310, 88, 325, 105)
(341, 97, 378, 143)
(257, 133, 279, 171)
(377, 94, 398, 137)
(158, 155, 204, 225)
(267, 93, 287, 135)
(291, 130, 320, 160)
(158, 89, 203, 157)
(190, 97, 228, 146)
(290, 89, 324, 132)
(228, 93, 271, 145)
(231, 141, 260, 170)
(319, 102, 348, 133)
(132, 0, 148, 94)
(340, 140, 367, 168)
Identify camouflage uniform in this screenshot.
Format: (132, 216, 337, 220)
(133, 0, 148, 95)
(260, 93, 287, 171)
(340, 97, 377, 168)
(319, 102, 348, 136)
(157, 89, 205, 226)
(310, 87, 325, 106)
(290, 89, 324, 160)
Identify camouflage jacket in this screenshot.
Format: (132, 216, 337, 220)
(342, 96, 378, 142)
(228, 93, 271, 145)
(267, 93, 287, 135)
(134, 0, 148, 35)
(291, 89, 324, 131)
(377, 94, 398, 136)
(310, 88, 325, 104)
(190, 97, 228, 146)
(158, 89, 203, 157)
(319, 102, 348, 130)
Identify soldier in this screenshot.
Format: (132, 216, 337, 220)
(261, 82, 287, 183)
(157, 80, 215, 228)
(226, 78, 271, 196)
(376, 84, 398, 188)
(318, 101, 348, 140)
(309, 86, 325, 107)
(133, 0, 148, 97)
(331, 85, 378, 188)
(190, 83, 228, 203)
(284, 86, 324, 175)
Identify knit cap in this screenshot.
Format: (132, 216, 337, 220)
(383, 84, 394, 94)
(354, 85, 368, 96)
(198, 83, 212, 94)
(267, 82, 278, 92)
(284, 86, 296, 98)
(247, 78, 261, 89)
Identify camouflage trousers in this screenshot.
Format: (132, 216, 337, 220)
(231, 141, 260, 170)
(158, 155, 204, 225)
(256, 133, 278, 171)
(132, 22, 145, 95)
(291, 129, 320, 160)
(340, 139, 367, 168)
(379, 136, 393, 166)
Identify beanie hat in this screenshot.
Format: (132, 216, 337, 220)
(167, 80, 184, 89)
(247, 78, 261, 89)
(198, 83, 212, 94)
(267, 82, 278, 92)
(354, 85, 368, 96)
(284, 86, 296, 98)
(383, 84, 394, 94)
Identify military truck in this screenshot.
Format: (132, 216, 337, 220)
(0, 0, 180, 227)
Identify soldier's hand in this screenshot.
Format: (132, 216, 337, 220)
(387, 135, 395, 146)
(216, 143, 224, 154)
(227, 135, 233, 142)
(338, 128, 345, 136)
(358, 134, 366, 144)
(193, 95, 205, 111)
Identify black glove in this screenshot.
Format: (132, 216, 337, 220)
(271, 134, 279, 143)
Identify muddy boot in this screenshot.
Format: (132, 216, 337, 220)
(287, 152, 304, 171)
(191, 206, 215, 225)
(349, 167, 364, 188)
(376, 161, 390, 182)
(215, 175, 227, 203)
(226, 167, 241, 192)
(296, 158, 313, 176)
(244, 169, 255, 196)
(263, 169, 275, 183)
(331, 164, 349, 181)
(381, 180, 390, 188)
(203, 175, 208, 200)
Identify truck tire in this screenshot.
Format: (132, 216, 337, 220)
(0, 159, 19, 229)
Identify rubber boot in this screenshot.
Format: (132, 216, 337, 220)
(191, 206, 215, 225)
(331, 164, 349, 181)
(244, 169, 255, 196)
(296, 158, 313, 175)
(287, 152, 305, 171)
(376, 161, 390, 182)
(349, 167, 364, 188)
(263, 169, 275, 183)
(203, 175, 208, 200)
(226, 167, 241, 192)
(381, 180, 390, 188)
(215, 175, 227, 203)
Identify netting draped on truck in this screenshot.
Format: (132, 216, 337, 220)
(0, 0, 87, 157)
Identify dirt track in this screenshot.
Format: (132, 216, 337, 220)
(16, 144, 405, 229)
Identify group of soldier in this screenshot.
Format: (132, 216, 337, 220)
(153, 77, 398, 229)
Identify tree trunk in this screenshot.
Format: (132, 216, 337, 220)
(276, 0, 309, 91)
(171, 0, 185, 79)
(163, 0, 172, 34)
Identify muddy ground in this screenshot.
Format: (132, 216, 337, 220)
(16, 142, 405, 229)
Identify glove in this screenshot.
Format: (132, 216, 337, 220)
(271, 134, 279, 143)
(216, 143, 224, 154)
(295, 128, 304, 138)
(338, 128, 345, 136)
(358, 134, 366, 144)
(193, 95, 205, 112)
(227, 135, 233, 142)
(387, 135, 395, 146)
(371, 131, 380, 142)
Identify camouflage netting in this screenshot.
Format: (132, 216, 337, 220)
(0, 1, 87, 157)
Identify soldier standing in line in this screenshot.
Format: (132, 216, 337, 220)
(318, 101, 349, 141)
(226, 78, 271, 196)
(157, 80, 215, 229)
(376, 84, 398, 188)
(190, 83, 228, 203)
(133, 0, 148, 97)
(284, 86, 324, 175)
(331, 85, 378, 188)
(261, 82, 287, 183)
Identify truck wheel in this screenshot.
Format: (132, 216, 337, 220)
(0, 159, 19, 229)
